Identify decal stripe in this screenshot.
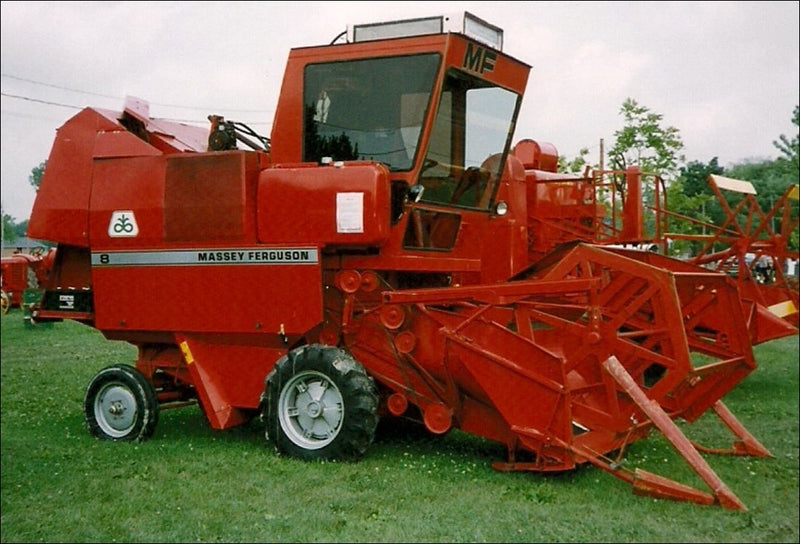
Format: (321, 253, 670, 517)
(91, 248, 319, 267)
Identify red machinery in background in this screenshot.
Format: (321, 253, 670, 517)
(1, 248, 55, 314)
(26, 12, 796, 511)
(514, 143, 799, 342)
(666, 175, 799, 333)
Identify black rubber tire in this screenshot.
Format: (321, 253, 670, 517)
(263, 344, 379, 461)
(84, 364, 159, 442)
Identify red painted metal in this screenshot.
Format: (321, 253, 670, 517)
(665, 176, 799, 337)
(1, 249, 55, 311)
(25, 12, 788, 511)
(517, 157, 797, 344)
(520, 164, 669, 259)
(603, 355, 746, 511)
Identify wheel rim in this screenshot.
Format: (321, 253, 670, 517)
(278, 370, 344, 450)
(94, 382, 138, 438)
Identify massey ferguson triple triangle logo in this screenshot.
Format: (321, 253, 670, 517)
(108, 210, 139, 237)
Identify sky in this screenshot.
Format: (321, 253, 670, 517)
(1, 1, 798, 222)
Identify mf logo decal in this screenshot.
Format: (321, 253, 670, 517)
(108, 211, 139, 238)
(463, 43, 497, 74)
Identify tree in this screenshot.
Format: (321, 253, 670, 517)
(2, 212, 30, 246)
(678, 157, 725, 228)
(773, 104, 799, 174)
(604, 99, 685, 244)
(607, 98, 685, 180)
(2, 207, 18, 244)
(15, 220, 28, 239)
(667, 159, 725, 256)
(29, 161, 46, 192)
(681, 157, 723, 196)
(558, 147, 591, 174)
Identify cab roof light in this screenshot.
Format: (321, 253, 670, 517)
(347, 11, 503, 51)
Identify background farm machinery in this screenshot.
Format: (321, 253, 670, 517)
(24, 12, 797, 512)
(518, 151, 799, 342)
(667, 176, 799, 332)
(1, 247, 55, 315)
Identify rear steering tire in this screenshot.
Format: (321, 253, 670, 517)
(84, 364, 159, 441)
(263, 344, 379, 461)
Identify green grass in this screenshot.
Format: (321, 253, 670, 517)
(2, 312, 798, 543)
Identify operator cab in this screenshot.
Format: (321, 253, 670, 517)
(296, 13, 525, 212)
(269, 12, 531, 277)
(273, 11, 528, 200)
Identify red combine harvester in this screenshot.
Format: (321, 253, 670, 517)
(27, 12, 795, 511)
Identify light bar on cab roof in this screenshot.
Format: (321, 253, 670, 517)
(347, 11, 503, 51)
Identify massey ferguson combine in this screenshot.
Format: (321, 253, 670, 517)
(27, 12, 797, 511)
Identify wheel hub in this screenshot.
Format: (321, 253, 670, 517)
(109, 401, 126, 416)
(305, 400, 322, 418)
(278, 370, 344, 449)
(96, 384, 137, 436)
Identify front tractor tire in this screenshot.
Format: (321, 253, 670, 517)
(263, 344, 379, 461)
(84, 364, 159, 442)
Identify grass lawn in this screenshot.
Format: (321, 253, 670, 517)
(1, 311, 798, 543)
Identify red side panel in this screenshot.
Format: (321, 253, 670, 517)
(29, 103, 212, 248)
(87, 152, 260, 248)
(87, 150, 323, 336)
(28, 108, 128, 247)
(93, 130, 161, 159)
(88, 155, 168, 248)
(177, 336, 288, 425)
(90, 246, 322, 335)
(257, 162, 391, 247)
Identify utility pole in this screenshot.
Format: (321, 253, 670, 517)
(599, 138, 604, 172)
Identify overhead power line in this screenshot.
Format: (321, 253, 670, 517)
(1, 73, 273, 114)
(2, 73, 118, 100)
(1, 92, 80, 110)
(0, 91, 272, 126)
